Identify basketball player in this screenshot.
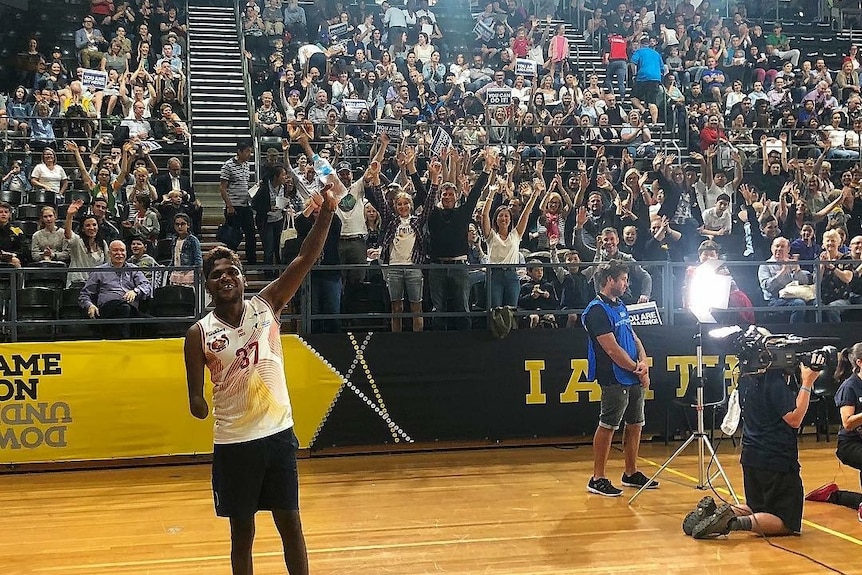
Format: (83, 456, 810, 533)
(184, 183, 336, 575)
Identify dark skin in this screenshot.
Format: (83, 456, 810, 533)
(183, 177, 336, 575)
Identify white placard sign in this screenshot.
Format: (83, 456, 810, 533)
(375, 119, 403, 140)
(430, 127, 452, 156)
(473, 20, 493, 42)
(342, 98, 368, 121)
(81, 69, 108, 91)
(485, 87, 511, 106)
(515, 58, 537, 77)
(627, 301, 663, 326)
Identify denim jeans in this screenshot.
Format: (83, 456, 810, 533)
(489, 267, 520, 309)
(429, 263, 470, 330)
(824, 299, 850, 323)
(604, 59, 628, 98)
(311, 273, 342, 333)
(768, 297, 807, 323)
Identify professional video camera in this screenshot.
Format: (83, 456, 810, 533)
(709, 325, 838, 376)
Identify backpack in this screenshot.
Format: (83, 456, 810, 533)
(490, 306, 516, 339)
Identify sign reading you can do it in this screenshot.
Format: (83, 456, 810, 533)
(0, 353, 70, 450)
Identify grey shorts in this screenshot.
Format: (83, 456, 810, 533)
(384, 266, 423, 303)
(598, 383, 645, 430)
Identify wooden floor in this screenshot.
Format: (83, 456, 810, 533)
(2, 440, 862, 575)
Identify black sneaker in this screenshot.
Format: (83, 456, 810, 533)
(587, 476, 623, 497)
(682, 496, 717, 536)
(692, 504, 735, 539)
(621, 471, 660, 489)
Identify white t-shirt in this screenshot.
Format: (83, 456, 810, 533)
(487, 229, 522, 264)
(30, 163, 67, 193)
(390, 217, 415, 265)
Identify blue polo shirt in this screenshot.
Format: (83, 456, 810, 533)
(631, 46, 664, 83)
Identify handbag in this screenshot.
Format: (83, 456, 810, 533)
(280, 212, 297, 245)
(216, 219, 243, 250)
(778, 280, 816, 302)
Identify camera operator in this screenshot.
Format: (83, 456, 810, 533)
(804, 342, 862, 519)
(690, 350, 826, 539)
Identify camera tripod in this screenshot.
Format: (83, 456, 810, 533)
(629, 328, 739, 505)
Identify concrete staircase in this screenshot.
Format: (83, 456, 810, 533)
(187, 0, 254, 218)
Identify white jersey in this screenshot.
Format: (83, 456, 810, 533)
(197, 296, 293, 444)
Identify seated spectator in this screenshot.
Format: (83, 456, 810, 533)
(519, 260, 560, 328)
(75, 16, 108, 69)
(254, 91, 283, 138)
(30, 147, 68, 196)
(574, 222, 652, 305)
(551, 247, 592, 328)
(820, 229, 855, 323)
(64, 199, 109, 286)
(168, 213, 202, 286)
(6, 86, 32, 137)
(122, 193, 160, 248)
(121, 100, 153, 141)
(1, 158, 30, 193)
(699, 192, 732, 242)
(758, 236, 812, 323)
(684, 239, 755, 324)
(765, 24, 800, 67)
(78, 239, 152, 339)
(29, 102, 57, 150)
(30, 206, 70, 264)
(0, 202, 23, 267)
(65, 140, 128, 218)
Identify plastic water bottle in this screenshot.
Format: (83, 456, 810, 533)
(311, 154, 333, 181)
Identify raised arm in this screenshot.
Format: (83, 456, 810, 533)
(515, 183, 541, 238)
(64, 140, 95, 189)
(64, 199, 84, 240)
(259, 182, 336, 312)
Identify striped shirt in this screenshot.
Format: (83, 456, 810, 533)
(220, 157, 251, 207)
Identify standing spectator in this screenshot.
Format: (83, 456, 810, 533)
(602, 32, 629, 98)
(481, 172, 541, 309)
(30, 206, 70, 264)
(427, 147, 492, 330)
(252, 165, 289, 279)
(219, 141, 257, 265)
(630, 36, 664, 126)
(383, 0, 415, 44)
(78, 240, 152, 339)
(334, 160, 370, 290)
(368, 148, 438, 332)
(547, 24, 570, 81)
(583, 259, 655, 497)
(283, 0, 307, 44)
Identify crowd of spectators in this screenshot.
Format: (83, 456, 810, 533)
(233, 0, 862, 332)
(0, 0, 201, 335)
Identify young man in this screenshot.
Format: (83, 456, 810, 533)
(184, 179, 337, 575)
(583, 260, 656, 496)
(688, 353, 825, 539)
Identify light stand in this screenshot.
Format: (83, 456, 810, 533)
(629, 259, 740, 505)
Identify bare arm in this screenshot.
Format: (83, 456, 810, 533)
(184, 323, 209, 419)
(782, 366, 817, 428)
(64, 141, 95, 189)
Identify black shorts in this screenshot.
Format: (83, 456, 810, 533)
(632, 80, 662, 105)
(742, 465, 803, 533)
(212, 427, 300, 518)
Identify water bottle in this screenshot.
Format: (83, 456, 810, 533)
(311, 154, 333, 181)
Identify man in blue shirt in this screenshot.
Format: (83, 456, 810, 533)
(582, 260, 655, 497)
(630, 36, 664, 125)
(78, 240, 152, 339)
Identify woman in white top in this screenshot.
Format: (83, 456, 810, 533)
(30, 147, 68, 197)
(449, 53, 471, 88)
(481, 173, 542, 308)
(412, 32, 434, 65)
(63, 199, 108, 286)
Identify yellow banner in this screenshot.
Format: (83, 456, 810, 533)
(0, 336, 344, 464)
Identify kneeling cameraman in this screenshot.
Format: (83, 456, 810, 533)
(689, 350, 826, 539)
